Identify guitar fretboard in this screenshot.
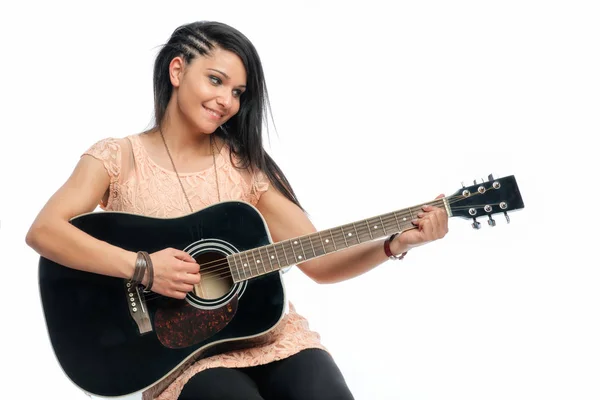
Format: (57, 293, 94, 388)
(227, 198, 447, 282)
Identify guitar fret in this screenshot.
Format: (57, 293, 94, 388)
(316, 232, 324, 254)
(257, 247, 268, 274)
(365, 221, 373, 239)
(384, 213, 396, 234)
(265, 247, 272, 272)
(273, 243, 284, 268)
(279, 242, 290, 266)
(307, 235, 318, 257)
(329, 230, 337, 250)
(236, 253, 246, 279)
(235, 255, 243, 281)
(318, 232, 330, 255)
(356, 221, 369, 243)
(228, 256, 237, 281)
(356, 221, 367, 243)
(347, 224, 359, 246)
(351, 222, 360, 244)
(393, 212, 401, 232)
(264, 245, 275, 272)
(301, 237, 313, 258)
(297, 238, 307, 262)
(243, 252, 251, 279)
(379, 216, 387, 235)
(288, 239, 298, 263)
(270, 245, 279, 270)
(250, 250, 260, 276)
(340, 227, 349, 247)
(365, 219, 374, 240)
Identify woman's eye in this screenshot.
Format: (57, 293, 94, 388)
(233, 89, 244, 98)
(209, 76, 222, 85)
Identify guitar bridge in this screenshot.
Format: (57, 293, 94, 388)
(125, 281, 153, 334)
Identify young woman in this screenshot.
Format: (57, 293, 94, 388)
(26, 21, 449, 400)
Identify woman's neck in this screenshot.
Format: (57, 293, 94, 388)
(157, 106, 214, 158)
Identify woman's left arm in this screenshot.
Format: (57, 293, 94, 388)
(256, 186, 449, 284)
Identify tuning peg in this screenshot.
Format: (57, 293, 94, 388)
(504, 211, 510, 224)
(461, 181, 466, 188)
(488, 215, 496, 227)
(472, 218, 481, 229)
(488, 174, 494, 181)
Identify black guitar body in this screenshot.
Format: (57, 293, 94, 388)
(38, 201, 286, 397)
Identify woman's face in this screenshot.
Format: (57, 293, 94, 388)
(172, 47, 247, 134)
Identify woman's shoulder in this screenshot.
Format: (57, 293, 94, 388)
(81, 134, 140, 179)
(83, 134, 139, 153)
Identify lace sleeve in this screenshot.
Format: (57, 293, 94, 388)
(250, 168, 270, 204)
(81, 137, 122, 209)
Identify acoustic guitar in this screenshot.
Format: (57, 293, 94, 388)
(38, 174, 524, 397)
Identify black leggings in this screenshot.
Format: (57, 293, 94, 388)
(178, 348, 354, 400)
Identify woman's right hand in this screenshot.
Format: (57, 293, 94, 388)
(142, 248, 200, 299)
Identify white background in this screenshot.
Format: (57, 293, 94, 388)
(1, 1, 599, 399)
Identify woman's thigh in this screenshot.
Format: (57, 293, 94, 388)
(178, 367, 264, 400)
(246, 348, 355, 400)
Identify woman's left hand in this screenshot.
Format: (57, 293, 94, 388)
(389, 194, 449, 255)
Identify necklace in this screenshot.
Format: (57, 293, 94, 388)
(159, 130, 221, 213)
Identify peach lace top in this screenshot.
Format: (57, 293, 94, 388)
(83, 134, 326, 400)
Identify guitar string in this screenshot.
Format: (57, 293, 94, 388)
(177, 192, 500, 277)
(149, 194, 502, 289)
(178, 196, 456, 273)
(165, 187, 498, 274)
(197, 182, 505, 272)
(141, 202, 508, 304)
(140, 194, 507, 302)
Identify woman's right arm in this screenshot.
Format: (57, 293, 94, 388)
(25, 154, 200, 299)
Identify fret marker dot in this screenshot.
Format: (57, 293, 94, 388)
(298, 255, 303, 260)
(256, 260, 261, 264)
(243, 263, 248, 267)
(374, 225, 378, 229)
(325, 239, 330, 243)
(403, 217, 407, 221)
(348, 233, 352, 236)
(271, 255, 275, 259)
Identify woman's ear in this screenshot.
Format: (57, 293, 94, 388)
(169, 56, 185, 88)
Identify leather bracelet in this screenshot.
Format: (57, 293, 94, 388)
(384, 233, 407, 260)
(141, 251, 154, 293)
(130, 252, 147, 284)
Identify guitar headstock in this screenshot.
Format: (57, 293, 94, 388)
(448, 174, 524, 228)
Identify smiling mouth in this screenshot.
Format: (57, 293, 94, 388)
(203, 106, 223, 119)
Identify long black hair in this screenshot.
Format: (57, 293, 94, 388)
(151, 21, 302, 210)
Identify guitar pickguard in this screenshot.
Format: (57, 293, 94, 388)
(154, 296, 238, 349)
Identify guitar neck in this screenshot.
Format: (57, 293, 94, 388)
(228, 198, 450, 282)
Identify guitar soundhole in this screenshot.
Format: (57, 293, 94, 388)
(194, 251, 234, 300)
